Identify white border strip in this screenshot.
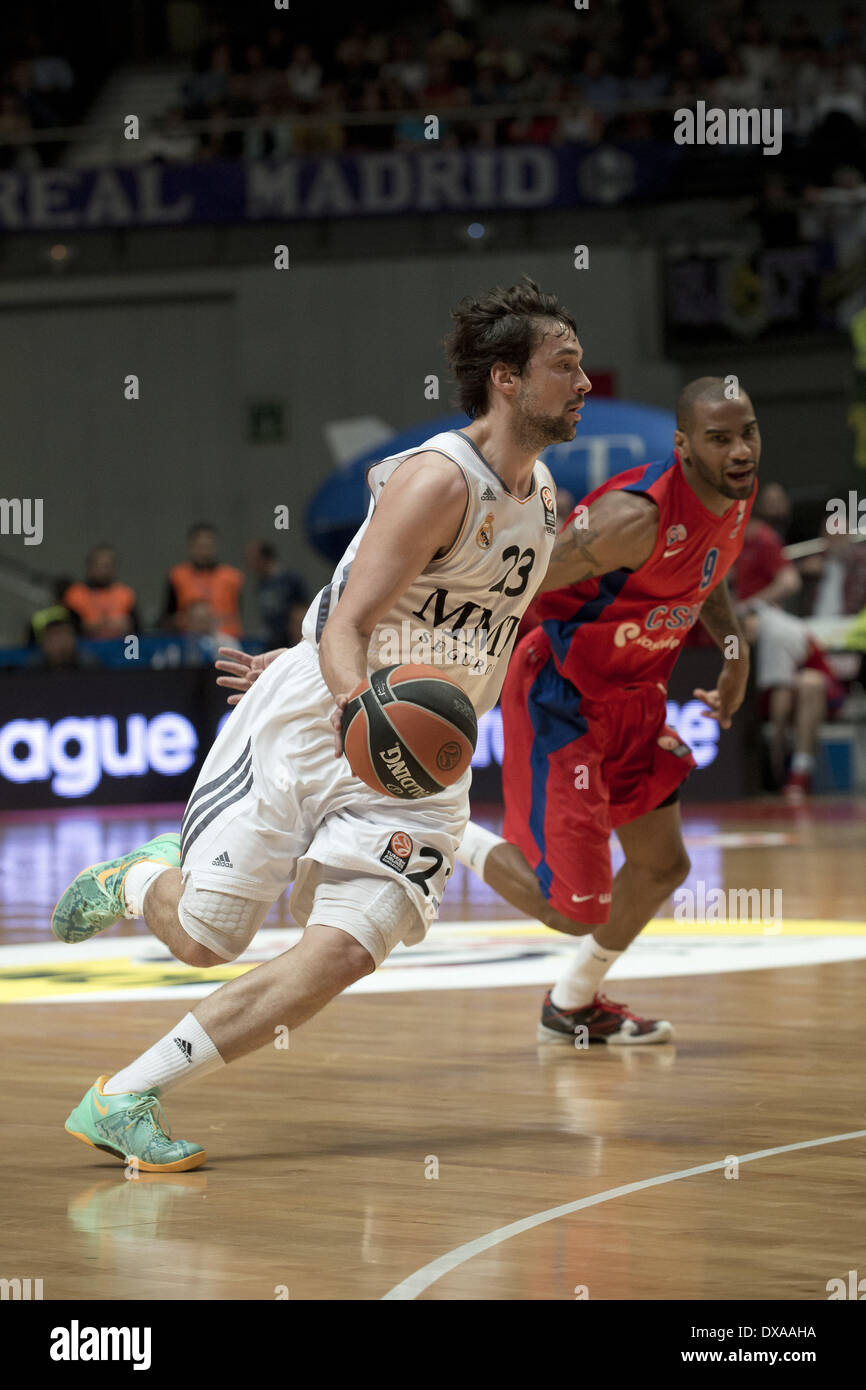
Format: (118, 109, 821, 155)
(381, 1128, 866, 1300)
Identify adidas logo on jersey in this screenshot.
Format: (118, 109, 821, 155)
(173, 1037, 193, 1063)
(211, 850, 233, 867)
(480, 485, 497, 500)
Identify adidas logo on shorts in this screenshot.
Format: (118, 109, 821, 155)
(480, 485, 497, 500)
(211, 850, 233, 867)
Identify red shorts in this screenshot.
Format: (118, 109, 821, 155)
(500, 629, 696, 925)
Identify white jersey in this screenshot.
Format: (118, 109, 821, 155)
(302, 429, 558, 716)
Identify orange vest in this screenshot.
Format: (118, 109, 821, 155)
(63, 582, 136, 637)
(169, 563, 243, 637)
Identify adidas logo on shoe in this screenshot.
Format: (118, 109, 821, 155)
(211, 851, 233, 867)
(480, 485, 497, 501)
(173, 1037, 193, 1062)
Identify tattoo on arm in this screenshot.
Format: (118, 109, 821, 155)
(547, 526, 607, 585)
(699, 580, 747, 655)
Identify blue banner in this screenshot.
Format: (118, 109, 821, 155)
(0, 143, 681, 231)
(306, 399, 677, 562)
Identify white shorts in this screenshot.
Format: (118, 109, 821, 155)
(752, 603, 809, 691)
(177, 641, 471, 967)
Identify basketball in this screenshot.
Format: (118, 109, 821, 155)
(341, 663, 478, 798)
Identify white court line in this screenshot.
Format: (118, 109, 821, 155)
(381, 1128, 866, 1300)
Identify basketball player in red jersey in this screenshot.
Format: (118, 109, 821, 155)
(457, 378, 757, 1045)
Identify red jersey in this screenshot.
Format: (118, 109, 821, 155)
(733, 519, 787, 601)
(537, 450, 754, 699)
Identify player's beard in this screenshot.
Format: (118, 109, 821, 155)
(688, 448, 757, 501)
(511, 391, 576, 451)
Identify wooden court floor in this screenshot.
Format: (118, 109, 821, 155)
(1, 800, 865, 1301)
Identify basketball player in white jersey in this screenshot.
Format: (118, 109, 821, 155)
(53, 277, 592, 1170)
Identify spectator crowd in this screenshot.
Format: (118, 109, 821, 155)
(21, 524, 308, 672)
(4, 0, 866, 183)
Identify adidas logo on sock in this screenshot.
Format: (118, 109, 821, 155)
(173, 1037, 193, 1063)
(480, 485, 497, 501)
(211, 850, 233, 867)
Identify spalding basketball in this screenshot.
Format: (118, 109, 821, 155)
(342, 664, 478, 799)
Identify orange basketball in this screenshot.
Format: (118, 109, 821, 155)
(341, 664, 478, 799)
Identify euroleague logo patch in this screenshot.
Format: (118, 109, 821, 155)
(436, 740, 461, 771)
(666, 523, 687, 546)
(541, 485, 556, 534)
(380, 830, 413, 873)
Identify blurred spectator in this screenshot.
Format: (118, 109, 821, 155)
(696, 18, 733, 81)
(244, 45, 277, 107)
(62, 544, 139, 639)
(527, 0, 581, 63)
(176, 598, 237, 652)
(26, 32, 75, 124)
(474, 34, 525, 84)
(799, 523, 866, 616)
(29, 606, 95, 670)
(555, 81, 601, 145)
(382, 36, 428, 96)
(829, 4, 866, 54)
(749, 175, 802, 249)
(184, 41, 232, 113)
(743, 603, 846, 799)
(713, 55, 762, 109)
(778, 12, 825, 61)
(734, 515, 802, 607)
(516, 54, 558, 105)
(349, 81, 393, 152)
(739, 16, 781, 92)
(801, 167, 866, 278)
(576, 50, 622, 115)
(286, 43, 323, 111)
(670, 47, 704, 99)
(163, 524, 243, 639)
(146, 106, 198, 163)
(289, 84, 344, 155)
(245, 541, 309, 647)
(753, 482, 794, 542)
(264, 24, 290, 72)
(0, 90, 33, 170)
(622, 54, 667, 107)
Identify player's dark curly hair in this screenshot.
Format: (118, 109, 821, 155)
(444, 277, 578, 419)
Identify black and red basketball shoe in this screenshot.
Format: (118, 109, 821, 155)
(537, 991, 674, 1046)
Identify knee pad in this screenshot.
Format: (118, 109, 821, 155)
(177, 882, 271, 962)
(307, 872, 419, 969)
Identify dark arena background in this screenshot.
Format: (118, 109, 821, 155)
(1, 0, 865, 1349)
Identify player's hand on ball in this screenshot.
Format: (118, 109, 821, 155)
(215, 647, 287, 705)
(331, 695, 350, 757)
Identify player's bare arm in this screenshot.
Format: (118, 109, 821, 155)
(694, 578, 751, 729)
(318, 452, 469, 750)
(538, 489, 658, 593)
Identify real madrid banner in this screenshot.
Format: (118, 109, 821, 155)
(0, 143, 680, 231)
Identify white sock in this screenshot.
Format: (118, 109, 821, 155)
(551, 935, 623, 1010)
(791, 752, 814, 774)
(123, 860, 173, 919)
(104, 1012, 225, 1096)
(455, 821, 504, 879)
